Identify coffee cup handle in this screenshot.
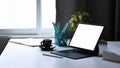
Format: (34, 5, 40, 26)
(41, 42, 44, 45)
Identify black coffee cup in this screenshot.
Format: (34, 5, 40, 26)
(40, 39, 52, 49)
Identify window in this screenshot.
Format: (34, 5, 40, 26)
(40, 0, 56, 36)
(0, 0, 56, 37)
(41, 0, 56, 29)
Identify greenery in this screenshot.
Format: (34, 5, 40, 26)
(69, 11, 93, 31)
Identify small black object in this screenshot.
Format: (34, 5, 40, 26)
(40, 39, 52, 48)
(39, 45, 55, 51)
(39, 39, 55, 51)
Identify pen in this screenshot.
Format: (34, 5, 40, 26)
(42, 53, 63, 58)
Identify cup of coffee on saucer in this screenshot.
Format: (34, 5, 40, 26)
(39, 39, 55, 51)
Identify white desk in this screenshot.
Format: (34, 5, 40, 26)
(0, 42, 120, 68)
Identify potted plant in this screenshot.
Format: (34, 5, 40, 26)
(68, 11, 93, 37)
(69, 11, 93, 31)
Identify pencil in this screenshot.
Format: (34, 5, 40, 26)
(42, 53, 63, 58)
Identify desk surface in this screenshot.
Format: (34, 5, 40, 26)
(0, 41, 120, 68)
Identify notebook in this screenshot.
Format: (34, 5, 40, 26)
(0, 36, 10, 55)
(51, 24, 104, 59)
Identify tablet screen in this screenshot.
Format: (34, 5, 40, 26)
(70, 24, 104, 51)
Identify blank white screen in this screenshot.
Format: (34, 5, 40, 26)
(70, 24, 104, 51)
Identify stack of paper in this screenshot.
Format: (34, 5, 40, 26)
(103, 51, 120, 63)
(102, 42, 120, 63)
(107, 42, 120, 56)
